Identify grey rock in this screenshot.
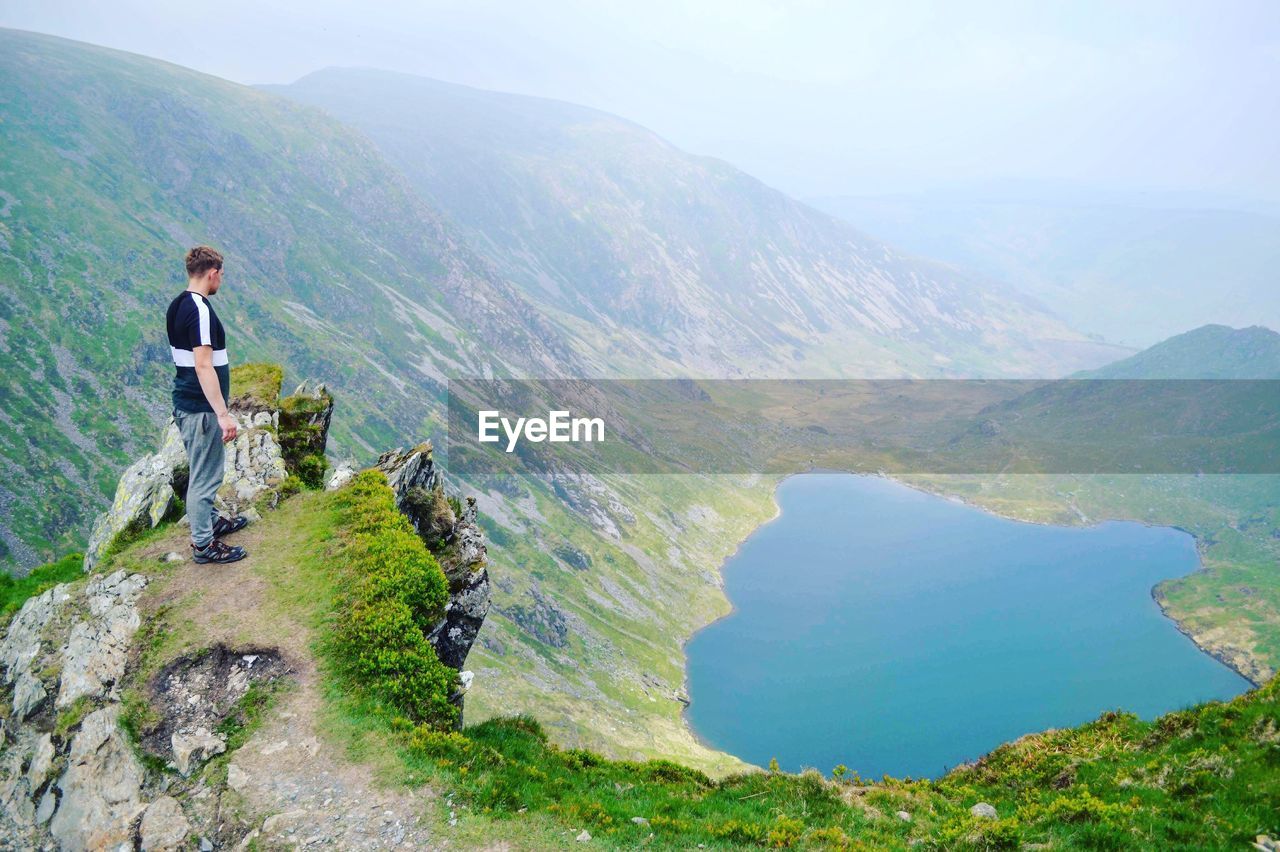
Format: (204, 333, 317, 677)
(896, 810, 912, 822)
(57, 571, 147, 708)
(222, 427, 289, 511)
(140, 796, 191, 851)
(553, 544, 592, 571)
(85, 423, 186, 572)
(1, 770, 36, 828)
(630, 817, 649, 826)
(376, 444, 442, 506)
(227, 762, 250, 792)
(324, 461, 357, 491)
(26, 733, 55, 791)
(497, 587, 567, 648)
(576, 829, 592, 842)
(1, 583, 72, 685)
(12, 671, 48, 721)
(49, 706, 145, 850)
(970, 802, 998, 820)
(35, 788, 57, 824)
(263, 809, 308, 835)
(170, 727, 226, 776)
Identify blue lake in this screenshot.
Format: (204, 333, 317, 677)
(684, 474, 1252, 779)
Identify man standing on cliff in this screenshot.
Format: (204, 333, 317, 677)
(167, 245, 249, 564)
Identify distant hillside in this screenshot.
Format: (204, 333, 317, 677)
(1078, 324, 1280, 379)
(808, 193, 1280, 348)
(270, 68, 1122, 379)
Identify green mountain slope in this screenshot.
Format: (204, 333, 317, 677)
(0, 28, 574, 568)
(1078, 324, 1280, 379)
(269, 68, 1125, 379)
(5, 29, 1279, 802)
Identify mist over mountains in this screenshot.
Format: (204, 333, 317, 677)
(1, 29, 1125, 568)
(810, 192, 1280, 348)
(267, 67, 1122, 379)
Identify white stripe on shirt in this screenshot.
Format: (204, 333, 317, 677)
(191, 292, 211, 346)
(171, 347, 228, 367)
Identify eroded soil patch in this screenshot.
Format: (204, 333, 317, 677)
(140, 643, 293, 773)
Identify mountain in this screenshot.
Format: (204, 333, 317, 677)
(0, 32, 1128, 572)
(0, 29, 575, 568)
(1077, 324, 1280, 379)
(268, 68, 1124, 379)
(0, 29, 1063, 776)
(5, 30, 1278, 819)
(808, 193, 1280, 348)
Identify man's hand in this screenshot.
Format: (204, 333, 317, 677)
(217, 411, 238, 443)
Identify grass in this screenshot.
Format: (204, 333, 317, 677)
(0, 552, 83, 619)
(229, 363, 284, 411)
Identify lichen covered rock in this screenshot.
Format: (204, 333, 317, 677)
(279, 381, 334, 488)
(83, 423, 186, 572)
(49, 705, 146, 850)
(0, 569, 151, 848)
(57, 570, 147, 708)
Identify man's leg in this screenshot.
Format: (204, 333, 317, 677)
(177, 410, 225, 549)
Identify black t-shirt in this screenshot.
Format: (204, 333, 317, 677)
(166, 290, 230, 413)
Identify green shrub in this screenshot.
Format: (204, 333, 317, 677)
(328, 470, 457, 729)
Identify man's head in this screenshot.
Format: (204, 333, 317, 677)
(185, 245, 224, 294)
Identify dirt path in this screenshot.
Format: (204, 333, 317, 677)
(132, 520, 453, 849)
(224, 678, 443, 849)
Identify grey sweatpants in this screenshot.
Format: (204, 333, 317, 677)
(175, 408, 226, 549)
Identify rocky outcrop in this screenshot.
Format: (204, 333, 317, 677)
(220, 387, 288, 515)
(498, 587, 570, 648)
(279, 381, 335, 488)
(325, 459, 357, 491)
(0, 568, 284, 849)
(0, 569, 153, 849)
(83, 425, 186, 572)
(375, 444, 491, 723)
(48, 705, 146, 849)
(0, 379, 490, 846)
(82, 375, 334, 571)
(57, 571, 147, 708)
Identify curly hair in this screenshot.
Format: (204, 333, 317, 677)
(184, 245, 223, 278)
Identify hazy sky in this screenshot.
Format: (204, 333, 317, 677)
(3, 0, 1278, 202)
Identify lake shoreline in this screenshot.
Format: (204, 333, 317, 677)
(884, 474, 1267, 689)
(676, 470, 1259, 775)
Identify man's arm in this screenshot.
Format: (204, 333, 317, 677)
(193, 345, 237, 442)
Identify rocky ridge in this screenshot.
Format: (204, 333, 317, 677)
(0, 374, 491, 850)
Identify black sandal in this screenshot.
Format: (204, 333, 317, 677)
(211, 514, 249, 537)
